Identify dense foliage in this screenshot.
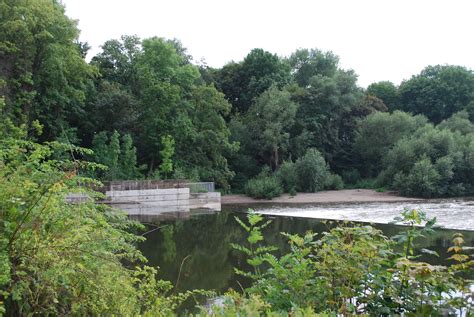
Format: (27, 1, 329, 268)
(1, 1, 473, 315)
(218, 211, 474, 316)
(355, 111, 474, 197)
(0, 109, 209, 315)
(2, 0, 474, 197)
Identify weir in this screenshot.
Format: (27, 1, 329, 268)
(66, 180, 221, 216)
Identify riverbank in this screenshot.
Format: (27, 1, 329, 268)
(222, 189, 422, 205)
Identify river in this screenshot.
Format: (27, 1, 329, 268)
(137, 199, 474, 309)
(254, 198, 474, 230)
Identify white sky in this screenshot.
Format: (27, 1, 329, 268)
(62, 0, 474, 88)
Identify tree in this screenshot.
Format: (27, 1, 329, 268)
(437, 111, 474, 135)
(133, 36, 199, 170)
(227, 118, 261, 190)
(354, 111, 428, 176)
(295, 148, 330, 192)
(159, 135, 175, 178)
(367, 81, 399, 111)
(214, 49, 291, 113)
(86, 81, 139, 141)
(173, 85, 238, 189)
(246, 86, 298, 170)
(379, 124, 474, 197)
(292, 69, 364, 172)
(288, 48, 339, 87)
(90, 131, 140, 180)
(399, 65, 474, 123)
(0, 0, 95, 139)
(120, 133, 142, 179)
(89, 36, 237, 187)
(90, 35, 141, 91)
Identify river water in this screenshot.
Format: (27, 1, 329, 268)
(254, 198, 474, 230)
(137, 199, 474, 305)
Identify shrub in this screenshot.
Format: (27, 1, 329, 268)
(341, 169, 361, 185)
(231, 210, 474, 315)
(289, 187, 297, 196)
(353, 178, 379, 189)
(394, 158, 442, 198)
(0, 121, 207, 315)
(355, 111, 428, 176)
(295, 148, 329, 192)
(245, 169, 283, 199)
(275, 161, 297, 192)
(379, 123, 474, 197)
(324, 173, 344, 190)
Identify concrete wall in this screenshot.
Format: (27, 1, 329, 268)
(66, 181, 221, 216)
(189, 192, 221, 211)
(105, 188, 190, 215)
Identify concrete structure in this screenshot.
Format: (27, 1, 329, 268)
(67, 180, 221, 216)
(189, 192, 221, 211)
(105, 187, 191, 215)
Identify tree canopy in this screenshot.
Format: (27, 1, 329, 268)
(398, 65, 474, 123)
(1, 0, 473, 197)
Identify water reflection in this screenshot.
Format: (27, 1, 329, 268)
(138, 209, 474, 295)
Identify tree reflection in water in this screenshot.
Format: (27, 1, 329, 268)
(137, 210, 474, 294)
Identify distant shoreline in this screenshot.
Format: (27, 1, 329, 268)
(222, 189, 423, 205)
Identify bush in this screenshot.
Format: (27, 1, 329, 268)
(245, 169, 283, 199)
(394, 158, 442, 198)
(324, 173, 344, 190)
(231, 210, 474, 315)
(355, 111, 428, 176)
(289, 187, 297, 196)
(275, 161, 297, 192)
(295, 148, 329, 192)
(341, 169, 361, 185)
(353, 178, 380, 189)
(0, 121, 206, 315)
(379, 123, 474, 197)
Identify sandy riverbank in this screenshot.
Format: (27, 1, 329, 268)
(222, 189, 422, 205)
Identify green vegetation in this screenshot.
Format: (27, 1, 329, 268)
(216, 211, 474, 316)
(245, 149, 344, 199)
(354, 111, 474, 197)
(3, 0, 474, 197)
(245, 168, 283, 199)
(1, 1, 474, 314)
(0, 112, 209, 315)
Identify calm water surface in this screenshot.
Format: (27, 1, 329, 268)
(138, 201, 474, 296)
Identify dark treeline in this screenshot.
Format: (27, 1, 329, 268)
(2, 0, 474, 197)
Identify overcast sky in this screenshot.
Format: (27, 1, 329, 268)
(62, 0, 474, 87)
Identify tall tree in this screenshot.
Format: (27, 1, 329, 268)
(246, 86, 298, 170)
(399, 65, 474, 123)
(134, 36, 200, 170)
(288, 48, 339, 87)
(366, 81, 399, 111)
(214, 49, 291, 113)
(90, 35, 141, 91)
(173, 85, 238, 189)
(0, 0, 94, 139)
(292, 69, 365, 171)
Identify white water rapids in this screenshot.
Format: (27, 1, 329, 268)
(255, 198, 474, 231)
